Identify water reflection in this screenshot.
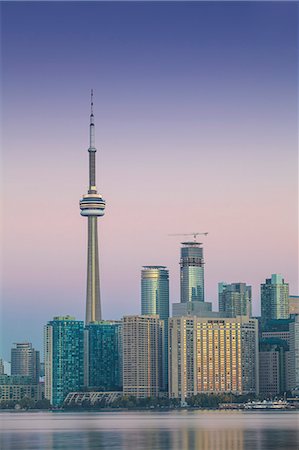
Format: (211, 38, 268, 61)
(0, 411, 298, 450)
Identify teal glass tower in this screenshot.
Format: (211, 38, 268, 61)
(85, 321, 122, 391)
(80, 91, 105, 324)
(141, 266, 169, 391)
(261, 274, 289, 323)
(44, 316, 84, 406)
(180, 242, 204, 303)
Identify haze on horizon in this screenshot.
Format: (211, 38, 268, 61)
(1, 2, 298, 359)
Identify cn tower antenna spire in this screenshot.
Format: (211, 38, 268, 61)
(89, 88, 95, 149)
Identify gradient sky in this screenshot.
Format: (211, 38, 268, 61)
(1, 1, 298, 359)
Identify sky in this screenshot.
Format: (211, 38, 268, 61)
(1, 1, 298, 359)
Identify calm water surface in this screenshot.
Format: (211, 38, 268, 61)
(0, 410, 299, 450)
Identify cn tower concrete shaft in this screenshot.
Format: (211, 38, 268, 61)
(79, 90, 105, 324)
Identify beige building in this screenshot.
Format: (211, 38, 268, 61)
(0, 375, 44, 402)
(169, 316, 259, 400)
(289, 296, 299, 315)
(123, 315, 164, 398)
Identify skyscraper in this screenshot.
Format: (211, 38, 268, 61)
(141, 266, 169, 390)
(85, 321, 122, 391)
(141, 266, 169, 319)
(180, 242, 205, 303)
(11, 343, 40, 383)
(218, 282, 252, 317)
(261, 274, 289, 323)
(44, 316, 84, 406)
(80, 91, 105, 324)
(122, 315, 163, 398)
(169, 316, 259, 400)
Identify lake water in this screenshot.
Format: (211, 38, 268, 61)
(0, 410, 298, 450)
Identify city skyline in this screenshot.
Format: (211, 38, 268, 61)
(1, 1, 298, 358)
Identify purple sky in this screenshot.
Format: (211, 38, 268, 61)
(1, 2, 298, 359)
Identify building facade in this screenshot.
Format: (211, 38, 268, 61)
(180, 242, 205, 303)
(141, 266, 169, 319)
(259, 339, 289, 396)
(289, 315, 299, 389)
(141, 266, 169, 390)
(122, 315, 163, 398)
(44, 316, 84, 406)
(289, 296, 299, 315)
(169, 316, 259, 400)
(84, 321, 122, 391)
(79, 91, 106, 324)
(0, 359, 4, 375)
(218, 282, 252, 317)
(0, 375, 44, 402)
(261, 274, 289, 323)
(11, 343, 40, 384)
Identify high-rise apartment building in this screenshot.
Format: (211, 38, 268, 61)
(180, 242, 205, 303)
(44, 316, 84, 406)
(122, 315, 163, 398)
(218, 282, 252, 317)
(169, 316, 259, 400)
(261, 274, 289, 323)
(80, 91, 106, 324)
(85, 321, 122, 391)
(11, 343, 40, 383)
(141, 266, 169, 390)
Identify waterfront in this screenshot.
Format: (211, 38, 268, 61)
(1, 411, 299, 450)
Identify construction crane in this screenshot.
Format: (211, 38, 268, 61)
(168, 232, 208, 242)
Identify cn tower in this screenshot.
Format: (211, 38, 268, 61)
(80, 90, 105, 323)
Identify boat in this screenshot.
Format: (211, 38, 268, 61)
(244, 400, 290, 410)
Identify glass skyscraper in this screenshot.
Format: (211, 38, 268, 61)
(85, 321, 122, 391)
(180, 242, 204, 303)
(141, 266, 169, 319)
(141, 266, 169, 390)
(261, 274, 289, 324)
(218, 282, 252, 317)
(44, 316, 84, 407)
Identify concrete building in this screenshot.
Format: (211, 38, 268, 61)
(259, 339, 289, 396)
(261, 319, 293, 391)
(169, 316, 259, 400)
(180, 242, 205, 303)
(79, 91, 106, 324)
(261, 274, 289, 323)
(122, 315, 163, 398)
(44, 316, 84, 406)
(141, 266, 169, 390)
(84, 321, 122, 391)
(11, 343, 40, 383)
(172, 300, 221, 318)
(0, 375, 44, 402)
(218, 282, 252, 317)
